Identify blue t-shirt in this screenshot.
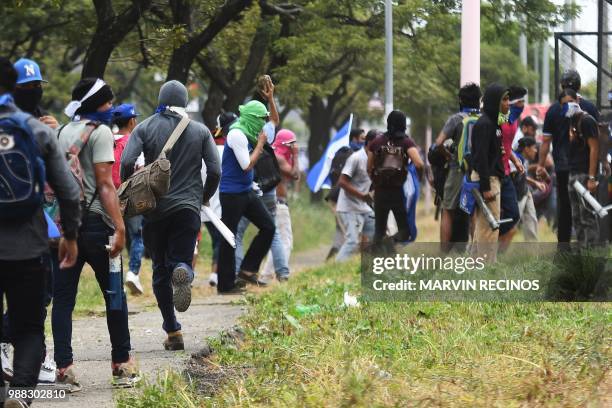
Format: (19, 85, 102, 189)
(543, 98, 599, 172)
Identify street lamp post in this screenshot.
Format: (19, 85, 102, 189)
(385, 0, 393, 118)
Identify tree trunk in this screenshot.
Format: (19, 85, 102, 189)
(202, 82, 226, 129)
(81, 0, 152, 78)
(306, 95, 335, 202)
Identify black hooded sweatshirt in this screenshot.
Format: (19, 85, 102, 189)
(471, 83, 507, 192)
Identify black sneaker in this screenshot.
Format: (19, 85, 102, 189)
(172, 264, 193, 313)
(237, 271, 267, 286)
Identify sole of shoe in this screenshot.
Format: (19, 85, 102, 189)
(125, 279, 144, 296)
(112, 375, 141, 388)
(172, 266, 192, 313)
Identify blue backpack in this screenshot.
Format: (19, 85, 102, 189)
(0, 112, 46, 220)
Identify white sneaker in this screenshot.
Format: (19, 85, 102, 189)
(38, 353, 56, 384)
(208, 272, 218, 287)
(125, 271, 144, 296)
(1, 342, 13, 381)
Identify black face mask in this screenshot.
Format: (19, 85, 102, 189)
(14, 87, 43, 115)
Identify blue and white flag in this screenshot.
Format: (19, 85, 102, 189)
(306, 114, 353, 193)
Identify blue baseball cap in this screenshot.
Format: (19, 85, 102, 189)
(112, 103, 139, 120)
(14, 58, 47, 84)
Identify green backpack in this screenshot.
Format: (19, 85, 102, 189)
(456, 112, 480, 172)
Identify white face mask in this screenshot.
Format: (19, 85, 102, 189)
(565, 102, 583, 118)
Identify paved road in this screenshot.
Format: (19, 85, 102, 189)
(44, 246, 327, 407)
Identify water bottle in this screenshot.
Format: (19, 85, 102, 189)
(106, 236, 123, 311)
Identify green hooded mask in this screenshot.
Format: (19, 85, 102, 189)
(230, 100, 269, 145)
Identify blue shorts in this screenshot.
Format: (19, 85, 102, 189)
(499, 175, 520, 235)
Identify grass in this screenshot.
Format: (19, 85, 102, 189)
(73, 185, 335, 316)
(116, 258, 610, 407)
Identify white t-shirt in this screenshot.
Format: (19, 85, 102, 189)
(336, 149, 372, 214)
(226, 128, 251, 170)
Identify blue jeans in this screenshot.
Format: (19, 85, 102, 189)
(142, 209, 199, 333)
(499, 176, 520, 236)
(125, 215, 144, 274)
(52, 215, 131, 368)
(336, 211, 375, 261)
(235, 190, 289, 278)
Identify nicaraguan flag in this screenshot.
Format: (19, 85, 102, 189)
(306, 114, 353, 192)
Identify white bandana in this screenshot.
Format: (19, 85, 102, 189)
(64, 78, 107, 118)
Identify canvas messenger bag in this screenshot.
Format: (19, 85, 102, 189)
(118, 111, 190, 217)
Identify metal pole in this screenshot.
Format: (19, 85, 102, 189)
(597, 0, 604, 111)
(424, 105, 433, 213)
(534, 41, 540, 103)
(519, 34, 528, 68)
(460, 0, 480, 85)
(543, 39, 550, 104)
(384, 0, 393, 118)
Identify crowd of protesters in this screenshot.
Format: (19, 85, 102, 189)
(430, 70, 609, 258)
(0, 50, 610, 408)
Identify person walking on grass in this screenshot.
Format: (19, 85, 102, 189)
(0, 57, 80, 408)
(469, 83, 510, 260)
(52, 77, 138, 391)
(335, 129, 376, 261)
(121, 81, 220, 351)
(111, 103, 145, 296)
(217, 100, 275, 294)
(368, 110, 424, 245)
(259, 129, 301, 279)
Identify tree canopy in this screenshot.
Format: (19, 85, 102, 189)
(1, 0, 578, 154)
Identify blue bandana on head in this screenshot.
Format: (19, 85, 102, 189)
(509, 105, 524, 124)
(80, 108, 114, 125)
(155, 104, 167, 114)
(0, 93, 14, 106)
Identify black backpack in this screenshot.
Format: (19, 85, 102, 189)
(329, 146, 353, 187)
(372, 137, 408, 188)
(254, 143, 282, 193)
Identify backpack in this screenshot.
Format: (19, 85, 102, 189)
(372, 137, 408, 188)
(254, 143, 282, 193)
(117, 113, 190, 217)
(456, 113, 480, 172)
(0, 112, 46, 220)
(329, 146, 353, 187)
(44, 121, 101, 231)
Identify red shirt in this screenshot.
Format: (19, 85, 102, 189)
(500, 121, 518, 175)
(112, 133, 130, 188)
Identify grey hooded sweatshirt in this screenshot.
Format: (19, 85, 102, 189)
(120, 80, 220, 220)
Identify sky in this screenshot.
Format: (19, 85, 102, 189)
(554, 0, 609, 84)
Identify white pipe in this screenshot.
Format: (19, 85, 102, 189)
(460, 0, 480, 86)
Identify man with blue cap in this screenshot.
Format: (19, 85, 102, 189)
(13, 58, 59, 129)
(111, 103, 145, 296)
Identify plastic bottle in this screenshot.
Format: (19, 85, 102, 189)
(106, 236, 123, 311)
